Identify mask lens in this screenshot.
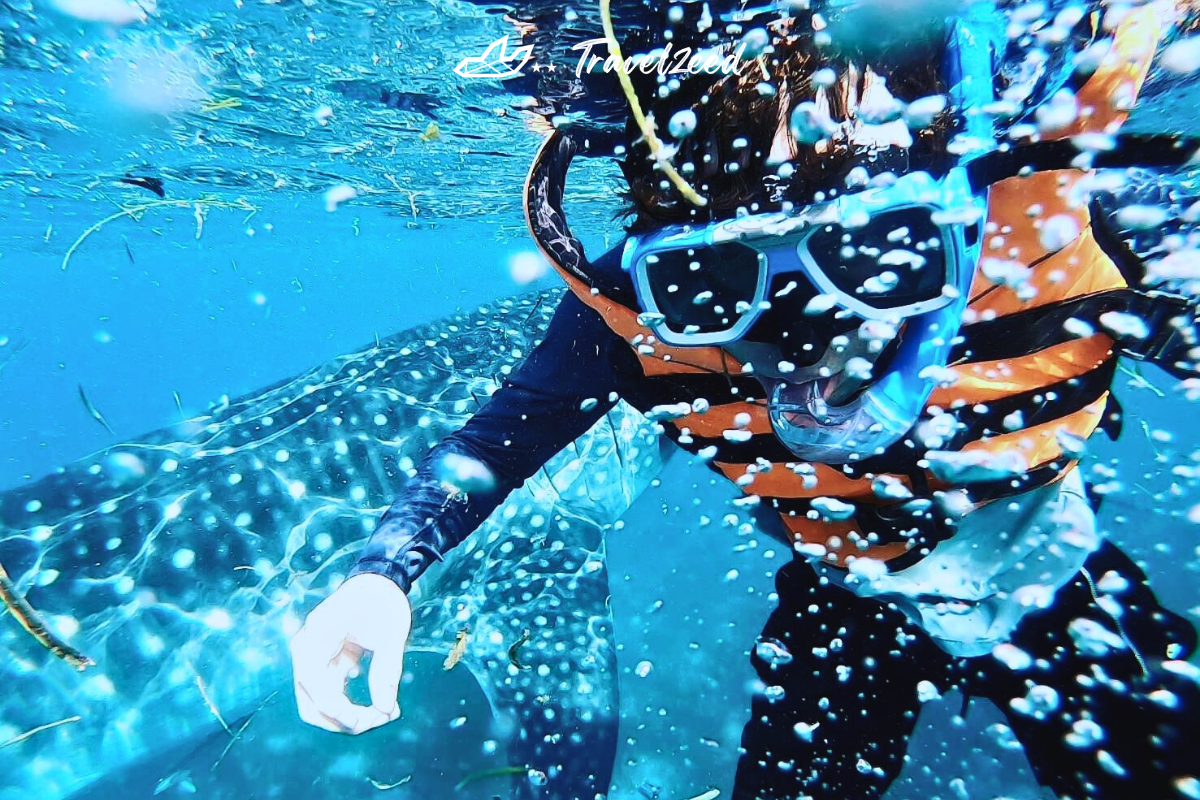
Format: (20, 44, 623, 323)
(803, 208, 948, 310)
(643, 242, 761, 335)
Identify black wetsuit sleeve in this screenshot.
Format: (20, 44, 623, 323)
(1090, 167, 1200, 285)
(1090, 168, 1200, 378)
(349, 290, 641, 592)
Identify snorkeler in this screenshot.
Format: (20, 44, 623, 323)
(292, 0, 1200, 798)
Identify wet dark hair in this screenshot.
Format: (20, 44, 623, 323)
(617, 28, 956, 232)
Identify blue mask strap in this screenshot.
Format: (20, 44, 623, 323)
(945, 0, 1005, 159)
(856, 167, 983, 453)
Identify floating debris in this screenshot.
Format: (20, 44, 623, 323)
(683, 790, 720, 800)
(328, 80, 444, 117)
(419, 122, 441, 143)
(454, 764, 528, 792)
(209, 394, 230, 416)
(508, 628, 532, 671)
(1039, 214, 1080, 252)
(119, 175, 165, 197)
(0, 560, 94, 670)
(637, 780, 664, 799)
(1067, 618, 1127, 657)
(154, 768, 196, 796)
(199, 97, 243, 113)
(444, 625, 470, 671)
(992, 643, 1034, 671)
(211, 692, 277, 772)
(61, 198, 257, 270)
(192, 669, 231, 735)
(0, 715, 81, 748)
(78, 384, 115, 435)
(103, 451, 147, 485)
(402, 190, 422, 222)
(1162, 36, 1200, 74)
(0, 338, 31, 380)
(811, 496, 855, 521)
(369, 775, 412, 791)
(668, 109, 698, 139)
(1177, 776, 1200, 799)
(1099, 310, 1150, 340)
(790, 101, 839, 144)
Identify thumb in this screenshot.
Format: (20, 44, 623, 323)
(368, 641, 405, 719)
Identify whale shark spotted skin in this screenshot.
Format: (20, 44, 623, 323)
(0, 288, 668, 800)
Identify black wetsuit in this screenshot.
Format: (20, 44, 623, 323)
(350, 237, 1200, 799)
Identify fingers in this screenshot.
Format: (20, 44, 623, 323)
(367, 640, 406, 720)
(291, 630, 399, 735)
(330, 641, 365, 680)
(293, 654, 386, 734)
(289, 573, 413, 735)
(289, 631, 365, 734)
(294, 675, 389, 734)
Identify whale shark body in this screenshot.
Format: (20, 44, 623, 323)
(0, 289, 668, 800)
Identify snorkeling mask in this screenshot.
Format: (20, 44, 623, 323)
(619, 4, 997, 464)
(622, 168, 984, 463)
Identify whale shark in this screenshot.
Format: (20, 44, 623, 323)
(0, 288, 669, 800)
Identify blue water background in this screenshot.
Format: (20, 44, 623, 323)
(0, 201, 560, 487)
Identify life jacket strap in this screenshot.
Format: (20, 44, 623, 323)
(963, 134, 1200, 193)
(1118, 290, 1197, 373)
(523, 132, 590, 284)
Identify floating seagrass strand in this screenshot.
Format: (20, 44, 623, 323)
(0, 560, 94, 671)
(598, 0, 708, 208)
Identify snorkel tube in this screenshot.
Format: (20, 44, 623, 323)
(766, 3, 1001, 463)
(767, 168, 983, 463)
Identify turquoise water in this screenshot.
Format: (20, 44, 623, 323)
(0, 204, 559, 486)
(1, 2, 1199, 800)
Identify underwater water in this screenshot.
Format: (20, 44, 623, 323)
(1, 1, 1199, 800)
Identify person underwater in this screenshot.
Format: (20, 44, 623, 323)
(291, 0, 1200, 798)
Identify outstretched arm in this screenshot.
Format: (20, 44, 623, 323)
(291, 288, 640, 734)
(349, 289, 641, 592)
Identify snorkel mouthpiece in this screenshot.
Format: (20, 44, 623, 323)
(767, 283, 972, 464)
(768, 375, 915, 464)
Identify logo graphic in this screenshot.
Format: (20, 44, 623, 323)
(453, 36, 534, 80)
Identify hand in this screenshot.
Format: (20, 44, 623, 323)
(290, 572, 411, 734)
